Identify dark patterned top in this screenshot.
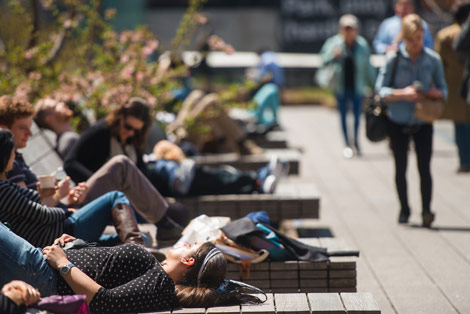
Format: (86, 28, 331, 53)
(57, 244, 178, 313)
(0, 180, 66, 248)
(6, 152, 38, 190)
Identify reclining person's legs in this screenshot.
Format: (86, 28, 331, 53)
(187, 165, 258, 196)
(0, 222, 57, 296)
(84, 155, 168, 224)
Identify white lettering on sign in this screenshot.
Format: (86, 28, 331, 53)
(283, 20, 338, 43)
(281, 0, 335, 17)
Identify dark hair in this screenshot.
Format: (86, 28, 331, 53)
(33, 98, 55, 130)
(174, 242, 227, 307)
(105, 97, 152, 151)
(0, 96, 34, 128)
(0, 129, 14, 173)
(453, 1, 470, 24)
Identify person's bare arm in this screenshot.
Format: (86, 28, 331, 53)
(42, 244, 101, 304)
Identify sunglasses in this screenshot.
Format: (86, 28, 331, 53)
(123, 122, 141, 132)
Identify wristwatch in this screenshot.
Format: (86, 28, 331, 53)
(59, 263, 75, 277)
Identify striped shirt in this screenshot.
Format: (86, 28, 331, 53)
(0, 180, 66, 248)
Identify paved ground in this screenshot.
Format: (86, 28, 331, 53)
(280, 105, 470, 314)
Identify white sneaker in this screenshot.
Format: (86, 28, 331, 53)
(343, 147, 354, 159)
(268, 155, 290, 179)
(172, 159, 196, 195)
(262, 174, 278, 194)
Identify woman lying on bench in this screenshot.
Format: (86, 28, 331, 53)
(0, 226, 229, 313)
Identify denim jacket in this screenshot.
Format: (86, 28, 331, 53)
(319, 34, 376, 96)
(375, 44, 448, 125)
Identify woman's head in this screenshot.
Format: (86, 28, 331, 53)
(338, 14, 359, 46)
(170, 242, 227, 307)
(0, 129, 15, 174)
(105, 97, 152, 150)
(400, 14, 424, 55)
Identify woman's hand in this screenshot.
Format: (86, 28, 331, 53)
(52, 234, 76, 247)
(56, 177, 71, 200)
(426, 88, 444, 100)
(42, 244, 70, 271)
(1, 280, 41, 306)
(67, 182, 88, 205)
(333, 47, 342, 59)
(399, 85, 420, 102)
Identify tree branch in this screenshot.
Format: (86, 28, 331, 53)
(28, 0, 40, 49)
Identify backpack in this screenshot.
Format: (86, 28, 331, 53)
(221, 217, 329, 262)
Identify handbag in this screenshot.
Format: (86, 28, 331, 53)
(415, 97, 444, 123)
(365, 94, 389, 142)
(315, 62, 339, 90)
(365, 51, 401, 142)
(29, 294, 89, 314)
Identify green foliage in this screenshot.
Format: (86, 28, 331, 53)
(0, 0, 248, 139)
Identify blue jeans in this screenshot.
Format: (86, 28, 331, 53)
(455, 122, 470, 168)
(336, 90, 363, 146)
(66, 191, 130, 244)
(0, 222, 58, 296)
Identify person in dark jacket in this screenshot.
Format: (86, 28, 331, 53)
(453, 11, 470, 104)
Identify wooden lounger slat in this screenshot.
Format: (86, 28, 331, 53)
(275, 293, 310, 314)
(240, 293, 275, 313)
(340, 292, 381, 314)
(142, 292, 381, 313)
(307, 293, 345, 314)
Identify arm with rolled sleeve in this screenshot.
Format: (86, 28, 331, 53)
(375, 52, 398, 98)
(432, 54, 448, 100)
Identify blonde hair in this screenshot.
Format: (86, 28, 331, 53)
(399, 13, 424, 41)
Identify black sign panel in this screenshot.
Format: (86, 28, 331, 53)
(280, 0, 394, 53)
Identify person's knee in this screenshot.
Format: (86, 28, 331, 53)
(106, 190, 128, 206)
(108, 155, 133, 169)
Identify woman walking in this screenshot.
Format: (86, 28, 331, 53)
(375, 14, 447, 227)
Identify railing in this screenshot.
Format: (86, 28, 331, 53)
(182, 51, 386, 69)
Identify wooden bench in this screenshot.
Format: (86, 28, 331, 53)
(225, 238, 358, 293)
(190, 148, 300, 175)
(177, 178, 320, 225)
(144, 292, 380, 313)
(19, 123, 63, 177)
(251, 131, 289, 149)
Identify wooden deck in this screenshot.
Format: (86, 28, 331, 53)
(149, 292, 380, 313)
(279, 106, 470, 314)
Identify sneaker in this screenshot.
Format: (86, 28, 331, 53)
(172, 159, 196, 195)
(268, 155, 290, 178)
(261, 174, 278, 194)
(156, 215, 184, 246)
(343, 146, 354, 159)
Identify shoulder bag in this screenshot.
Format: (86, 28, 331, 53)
(365, 51, 400, 142)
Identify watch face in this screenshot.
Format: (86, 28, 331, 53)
(60, 264, 74, 276)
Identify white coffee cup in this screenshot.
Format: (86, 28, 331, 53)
(38, 175, 55, 189)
